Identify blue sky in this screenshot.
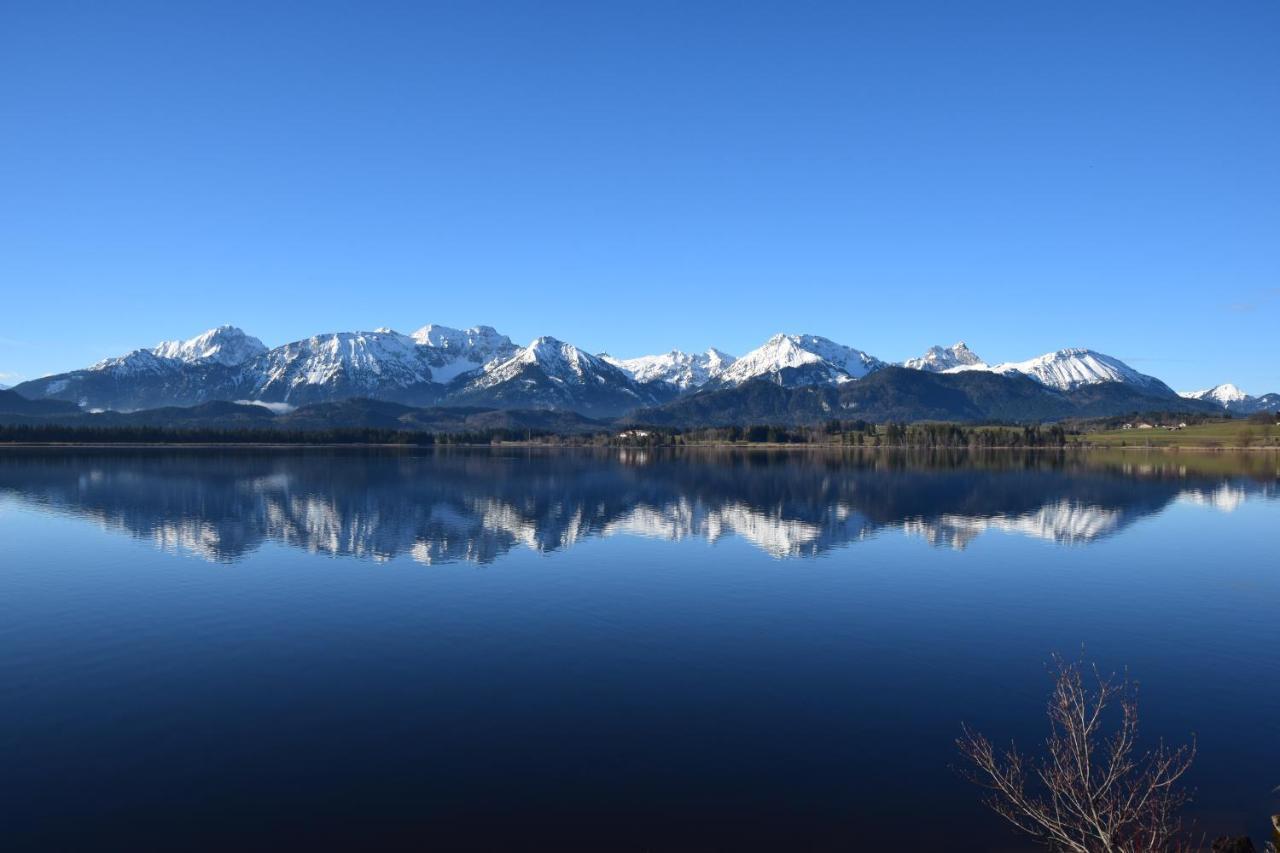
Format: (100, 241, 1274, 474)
(2, 0, 1278, 392)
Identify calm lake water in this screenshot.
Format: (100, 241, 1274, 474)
(1, 448, 1277, 851)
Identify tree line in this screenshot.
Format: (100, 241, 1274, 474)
(615, 421, 1070, 448)
(0, 420, 1078, 447)
(0, 423, 568, 445)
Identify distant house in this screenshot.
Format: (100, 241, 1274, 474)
(1121, 423, 1133, 430)
(1136, 423, 1154, 430)
(617, 429, 651, 439)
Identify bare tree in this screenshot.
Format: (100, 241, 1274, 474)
(957, 655, 1196, 852)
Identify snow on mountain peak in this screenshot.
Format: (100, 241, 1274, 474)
(91, 326, 267, 374)
(466, 336, 635, 393)
(705, 347, 734, 365)
(249, 329, 434, 402)
(520, 336, 612, 377)
(1179, 383, 1248, 404)
(716, 333, 883, 387)
(482, 337, 577, 383)
(903, 341, 985, 372)
(1176, 383, 1280, 413)
(409, 324, 517, 382)
(38, 322, 1244, 415)
(522, 336, 574, 361)
(411, 323, 510, 351)
(151, 325, 269, 367)
(987, 348, 1163, 391)
(602, 347, 737, 389)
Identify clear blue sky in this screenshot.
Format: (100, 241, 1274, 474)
(2, 0, 1278, 392)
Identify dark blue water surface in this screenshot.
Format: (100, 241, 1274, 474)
(1, 448, 1277, 851)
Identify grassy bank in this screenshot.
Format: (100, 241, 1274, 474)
(1072, 421, 1280, 449)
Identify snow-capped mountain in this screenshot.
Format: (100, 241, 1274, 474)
(602, 348, 736, 389)
(903, 342, 985, 372)
(1179, 383, 1249, 407)
(991, 349, 1171, 393)
(247, 330, 439, 405)
(453, 336, 669, 416)
(88, 326, 267, 376)
(1179, 383, 1280, 415)
(243, 325, 519, 405)
(9, 323, 1254, 419)
(150, 325, 269, 367)
(713, 334, 884, 388)
(942, 348, 1173, 394)
(244, 324, 515, 405)
(13, 326, 269, 411)
(244, 324, 516, 405)
(410, 324, 518, 383)
(15, 323, 518, 411)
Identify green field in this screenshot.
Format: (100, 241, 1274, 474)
(1073, 420, 1280, 448)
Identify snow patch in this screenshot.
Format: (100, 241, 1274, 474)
(716, 333, 883, 387)
(602, 348, 736, 389)
(152, 325, 268, 366)
(1179, 383, 1248, 404)
(903, 342, 985, 372)
(944, 348, 1165, 392)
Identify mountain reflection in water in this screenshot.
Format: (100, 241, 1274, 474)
(0, 448, 1275, 563)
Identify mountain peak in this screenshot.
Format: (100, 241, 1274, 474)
(412, 323, 512, 349)
(469, 337, 596, 388)
(20, 322, 1243, 418)
(716, 333, 882, 387)
(990, 348, 1167, 392)
(904, 342, 985, 372)
(601, 347, 737, 389)
(151, 326, 268, 367)
(1179, 383, 1249, 404)
(518, 337, 618, 376)
(1177, 383, 1280, 413)
(405, 324, 517, 383)
(450, 335, 665, 416)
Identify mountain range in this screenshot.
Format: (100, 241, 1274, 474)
(4, 324, 1273, 427)
(1177, 383, 1280, 415)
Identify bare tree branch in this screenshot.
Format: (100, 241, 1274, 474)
(957, 654, 1195, 852)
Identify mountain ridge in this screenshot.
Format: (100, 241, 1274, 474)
(9, 324, 1274, 420)
(601, 348, 736, 389)
(628, 367, 1222, 427)
(1179, 383, 1280, 415)
(709, 333, 884, 388)
(903, 342, 985, 372)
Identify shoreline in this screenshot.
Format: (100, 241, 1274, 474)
(1, 441, 1277, 451)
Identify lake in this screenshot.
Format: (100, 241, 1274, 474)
(1, 447, 1277, 850)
